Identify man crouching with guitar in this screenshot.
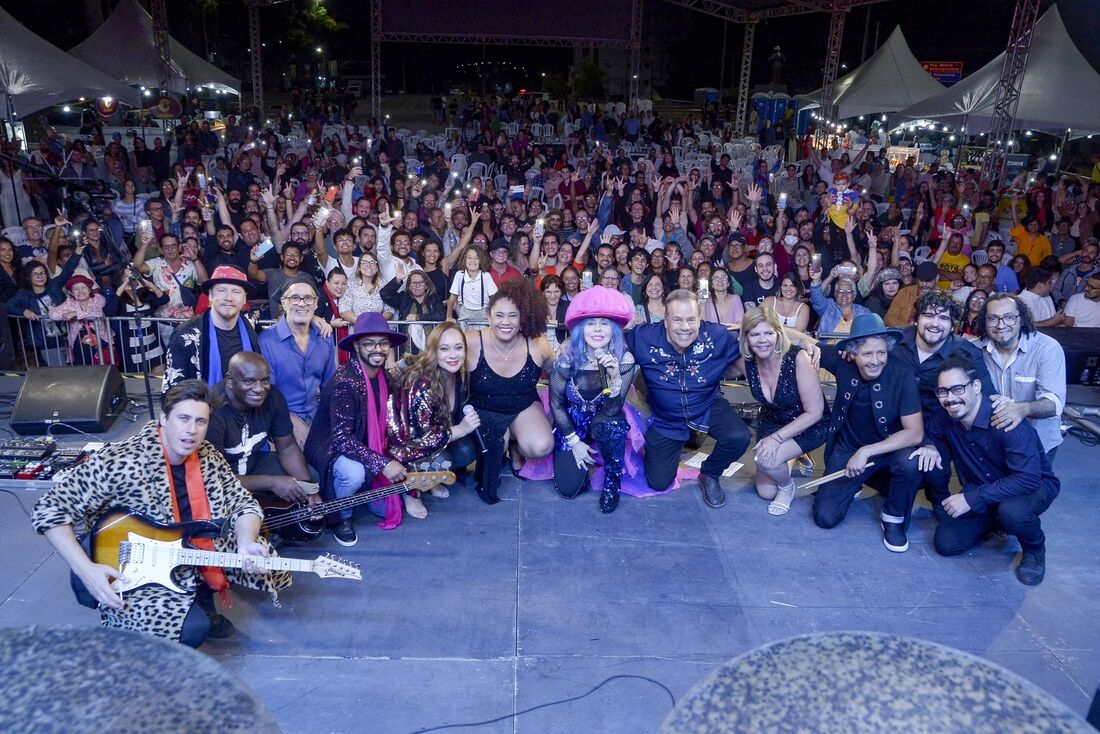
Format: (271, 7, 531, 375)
(32, 379, 291, 647)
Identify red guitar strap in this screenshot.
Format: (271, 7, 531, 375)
(159, 429, 230, 600)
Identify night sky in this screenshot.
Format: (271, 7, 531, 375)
(8, 0, 1100, 99)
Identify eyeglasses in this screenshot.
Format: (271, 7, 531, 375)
(359, 340, 390, 351)
(360, 259, 378, 266)
(985, 313, 1019, 326)
(935, 383, 972, 398)
(834, 289, 855, 295)
(283, 295, 317, 305)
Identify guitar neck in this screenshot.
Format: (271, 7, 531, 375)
(172, 548, 317, 575)
(269, 479, 417, 528)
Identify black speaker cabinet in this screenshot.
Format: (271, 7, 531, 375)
(11, 366, 128, 435)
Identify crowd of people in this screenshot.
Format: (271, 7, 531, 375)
(22, 92, 1094, 647)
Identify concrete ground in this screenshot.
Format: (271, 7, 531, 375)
(0, 378, 1098, 732)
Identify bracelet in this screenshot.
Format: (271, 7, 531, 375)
(564, 432, 580, 448)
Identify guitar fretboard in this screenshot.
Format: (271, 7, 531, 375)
(166, 547, 314, 574)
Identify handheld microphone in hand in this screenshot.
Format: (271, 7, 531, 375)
(463, 405, 487, 453)
(593, 347, 613, 394)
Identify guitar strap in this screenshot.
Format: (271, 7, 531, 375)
(159, 429, 230, 600)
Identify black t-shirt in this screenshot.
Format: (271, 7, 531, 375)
(740, 279, 778, 308)
(206, 386, 294, 475)
(214, 325, 243, 380)
(838, 380, 882, 452)
(170, 463, 193, 522)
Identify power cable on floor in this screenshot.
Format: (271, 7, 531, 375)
(408, 674, 677, 733)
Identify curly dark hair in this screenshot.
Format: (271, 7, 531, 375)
(488, 277, 548, 338)
(914, 289, 963, 325)
(975, 292, 1036, 340)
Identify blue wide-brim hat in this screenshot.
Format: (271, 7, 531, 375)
(835, 312, 903, 352)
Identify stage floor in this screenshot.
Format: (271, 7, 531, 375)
(1, 378, 1098, 732)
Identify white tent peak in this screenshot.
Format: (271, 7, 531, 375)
(798, 26, 945, 118)
(897, 5, 1100, 136)
(71, 0, 240, 95)
(0, 5, 140, 116)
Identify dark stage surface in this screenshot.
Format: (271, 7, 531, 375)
(0, 377, 1098, 732)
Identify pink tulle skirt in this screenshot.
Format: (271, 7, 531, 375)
(517, 385, 699, 496)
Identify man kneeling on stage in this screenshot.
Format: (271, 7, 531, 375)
(814, 313, 924, 552)
(207, 352, 320, 508)
(31, 380, 290, 647)
(911, 356, 1059, 585)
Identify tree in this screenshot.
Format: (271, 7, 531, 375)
(571, 59, 605, 100)
(282, 0, 348, 52)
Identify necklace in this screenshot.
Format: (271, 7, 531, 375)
(492, 333, 520, 361)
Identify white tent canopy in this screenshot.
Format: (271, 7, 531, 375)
(897, 6, 1100, 136)
(0, 6, 140, 117)
(71, 0, 240, 95)
(796, 27, 945, 119)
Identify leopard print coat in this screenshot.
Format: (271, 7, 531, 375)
(32, 421, 292, 642)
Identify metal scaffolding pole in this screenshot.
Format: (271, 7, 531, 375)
(370, 0, 382, 125)
(150, 0, 172, 96)
(718, 21, 728, 94)
(979, 0, 1042, 188)
(628, 0, 643, 106)
(818, 7, 845, 131)
(734, 21, 755, 136)
(246, 2, 263, 116)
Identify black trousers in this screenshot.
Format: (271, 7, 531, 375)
(932, 483, 1054, 556)
(813, 447, 922, 530)
(643, 399, 751, 492)
(179, 586, 215, 648)
(554, 418, 628, 499)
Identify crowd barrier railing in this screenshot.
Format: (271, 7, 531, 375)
(4, 314, 489, 377)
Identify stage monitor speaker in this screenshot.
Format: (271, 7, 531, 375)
(10, 366, 128, 435)
(1040, 327, 1100, 386)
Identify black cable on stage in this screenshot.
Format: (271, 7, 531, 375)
(0, 489, 33, 521)
(407, 674, 677, 733)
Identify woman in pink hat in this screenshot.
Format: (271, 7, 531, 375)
(550, 286, 638, 512)
(48, 273, 117, 365)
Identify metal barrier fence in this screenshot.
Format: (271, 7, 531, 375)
(5, 313, 488, 376)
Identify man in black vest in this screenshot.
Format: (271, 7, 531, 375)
(814, 313, 925, 552)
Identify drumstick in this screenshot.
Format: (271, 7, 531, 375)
(798, 462, 875, 491)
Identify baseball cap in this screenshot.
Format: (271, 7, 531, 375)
(602, 224, 625, 237)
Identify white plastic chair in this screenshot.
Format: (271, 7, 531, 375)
(528, 185, 545, 201)
(466, 162, 488, 182)
(969, 249, 988, 266)
(494, 173, 508, 192)
(450, 153, 467, 179)
(914, 245, 932, 263)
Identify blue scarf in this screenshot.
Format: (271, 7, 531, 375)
(206, 313, 253, 385)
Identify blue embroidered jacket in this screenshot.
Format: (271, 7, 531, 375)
(626, 321, 740, 441)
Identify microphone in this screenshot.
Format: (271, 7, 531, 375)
(593, 347, 613, 393)
(463, 405, 487, 454)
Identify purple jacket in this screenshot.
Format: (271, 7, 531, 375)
(303, 358, 391, 494)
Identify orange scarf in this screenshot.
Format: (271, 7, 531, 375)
(160, 429, 229, 596)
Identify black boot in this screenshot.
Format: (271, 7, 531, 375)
(599, 485, 620, 513)
(592, 420, 627, 515)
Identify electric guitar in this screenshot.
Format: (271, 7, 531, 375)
(74, 508, 360, 603)
(261, 469, 457, 542)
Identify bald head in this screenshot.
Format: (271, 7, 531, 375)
(225, 353, 271, 410)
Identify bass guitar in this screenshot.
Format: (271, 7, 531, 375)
(74, 508, 360, 603)
(261, 469, 457, 542)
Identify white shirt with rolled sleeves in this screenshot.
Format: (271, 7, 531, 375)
(979, 331, 1066, 453)
(373, 222, 422, 285)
